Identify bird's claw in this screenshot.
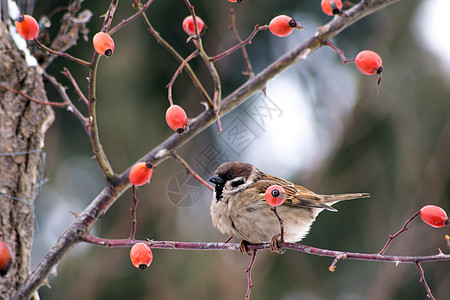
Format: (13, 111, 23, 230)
(239, 240, 254, 256)
(270, 234, 285, 254)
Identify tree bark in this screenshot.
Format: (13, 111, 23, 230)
(0, 22, 54, 299)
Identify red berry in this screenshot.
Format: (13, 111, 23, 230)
(355, 50, 383, 76)
(0, 241, 12, 276)
(321, 0, 343, 16)
(265, 185, 286, 207)
(182, 16, 205, 36)
(93, 32, 115, 56)
(166, 105, 188, 133)
(15, 15, 39, 40)
(129, 162, 153, 186)
(420, 205, 449, 228)
(228, 0, 244, 2)
(269, 15, 303, 37)
(130, 243, 153, 270)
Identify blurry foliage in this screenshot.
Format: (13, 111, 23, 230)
(29, 0, 450, 299)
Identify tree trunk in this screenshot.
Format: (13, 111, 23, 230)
(0, 22, 54, 299)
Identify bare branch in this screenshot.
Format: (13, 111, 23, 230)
(229, 8, 254, 78)
(378, 210, 421, 255)
(129, 186, 138, 240)
(61, 67, 89, 106)
(184, 0, 223, 131)
(43, 72, 89, 131)
(108, 0, 153, 35)
(80, 235, 450, 266)
(0, 82, 68, 108)
(141, 12, 213, 107)
(245, 250, 257, 300)
(416, 262, 435, 300)
(210, 24, 269, 62)
(170, 152, 213, 191)
(167, 50, 199, 106)
(34, 39, 91, 68)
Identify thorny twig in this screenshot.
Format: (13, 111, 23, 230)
(129, 185, 138, 240)
(0, 82, 68, 108)
(229, 8, 254, 78)
(326, 40, 354, 64)
(100, 0, 119, 32)
(61, 67, 89, 105)
(446, 235, 450, 250)
(245, 250, 257, 300)
(378, 210, 421, 255)
(328, 253, 348, 272)
(415, 262, 435, 300)
(81, 235, 450, 264)
(85, 0, 119, 182)
(43, 72, 89, 131)
(271, 207, 284, 241)
(167, 50, 199, 106)
(210, 24, 269, 62)
(170, 152, 213, 191)
(108, 0, 153, 35)
(34, 38, 91, 67)
(140, 13, 213, 107)
(184, 0, 223, 131)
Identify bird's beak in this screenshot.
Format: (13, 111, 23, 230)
(208, 175, 224, 185)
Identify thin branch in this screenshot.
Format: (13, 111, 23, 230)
(328, 253, 348, 272)
(61, 67, 89, 106)
(229, 8, 254, 78)
(170, 152, 213, 191)
(80, 235, 450, 266)
(38, 0, 91, 69)
(140, 12, 213, 107)
(184, 0, 223, 131)
(33, 39, 91, 68)
(129, 186, 138, 240)
(87, 51, 116, 181)
(245, 250, 257, 300)
(101, 0, 119, 32)
(43, 73, 89, 131)
(14, 1, 405, 298)
(415, 262, 435, 300)
(83, 0, 152, 181)
(326, 40, 354, 64)
(86, 0, 121, 183)
(224, 235, 234, 243)
(0, 82, 68, 108)
(167, 50, 199, 106)
(271, 207, 284, 241)
(108, 0, 153, 35)
(378, 210, 420, 255)
(210, 25, 269, 62)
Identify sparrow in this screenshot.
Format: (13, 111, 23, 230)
(208, 161, 370, 254)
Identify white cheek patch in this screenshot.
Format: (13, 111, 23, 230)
(224, 177, 248, 195)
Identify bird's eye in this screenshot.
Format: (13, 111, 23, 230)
(226, 173, 235, 180)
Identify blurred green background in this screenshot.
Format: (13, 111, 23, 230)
(26, 0, 450, 299)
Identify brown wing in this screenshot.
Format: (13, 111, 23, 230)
(253, 173, 337, 212)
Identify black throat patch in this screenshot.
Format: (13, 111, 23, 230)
(215, 184, 224, 201)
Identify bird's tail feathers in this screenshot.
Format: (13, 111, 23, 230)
(323, 193, 370, 203)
